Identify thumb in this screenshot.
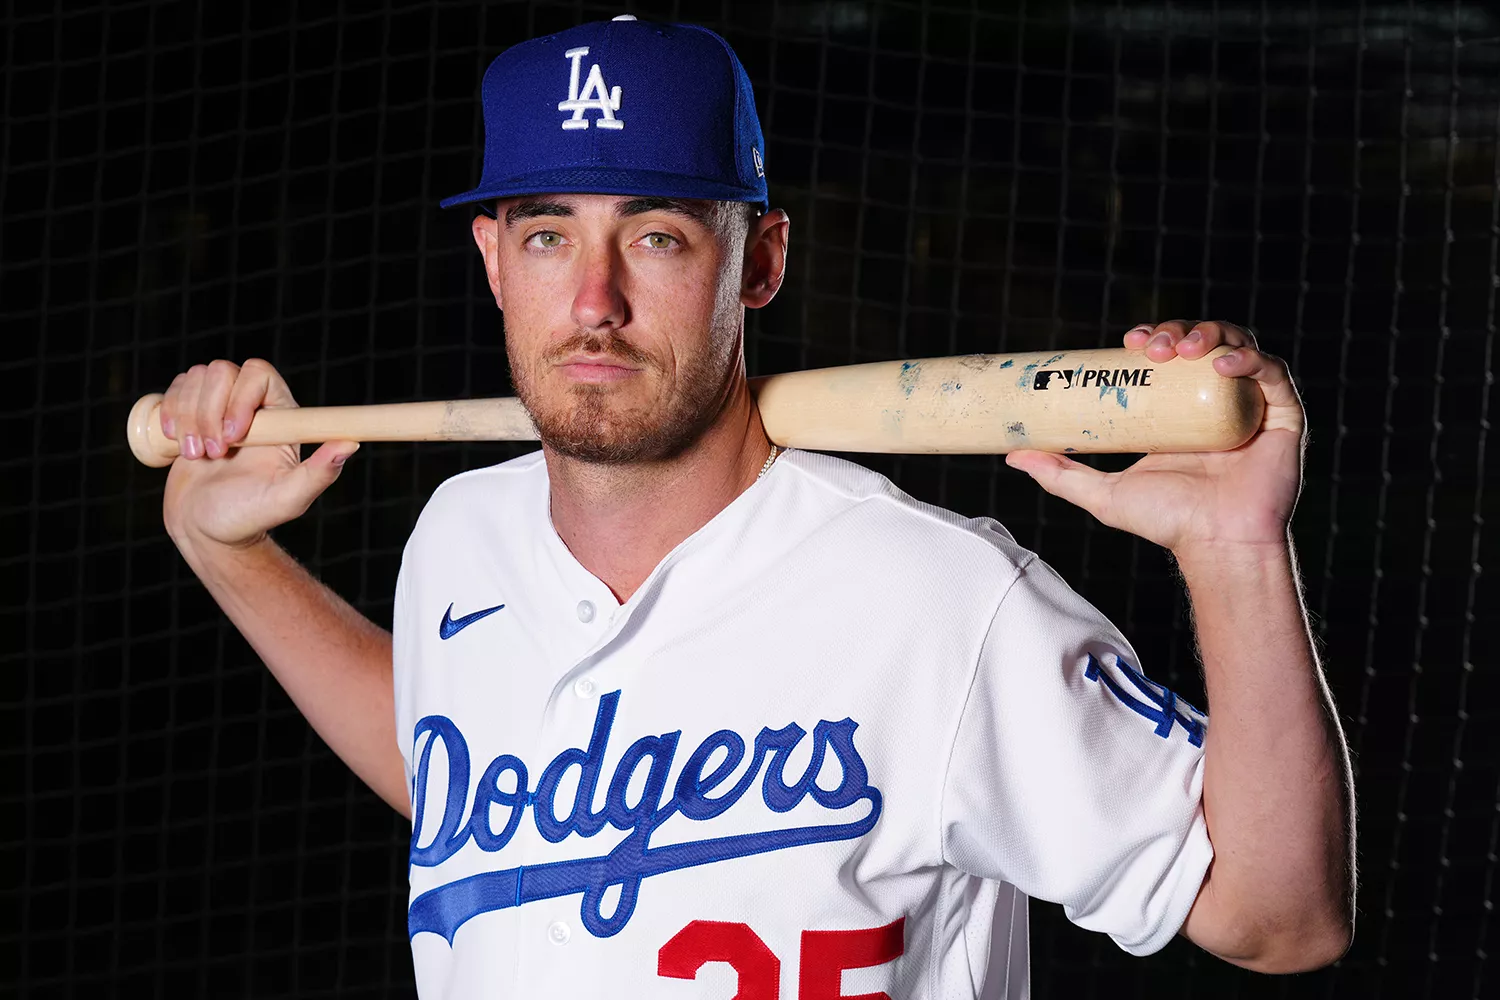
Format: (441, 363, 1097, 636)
(1005, 450, 1114, 516)
(269, 440, 360, 518)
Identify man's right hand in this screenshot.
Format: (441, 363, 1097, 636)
(160, 358, 359, 553)
(155, 359, 404, 815)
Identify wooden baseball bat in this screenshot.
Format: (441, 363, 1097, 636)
(126, 346, 1263, 468)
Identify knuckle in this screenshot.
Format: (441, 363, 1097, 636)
(187, 363, 209, 377)
(207, 358, 239, 378)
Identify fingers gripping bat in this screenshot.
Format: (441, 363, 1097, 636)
(126, 346, 1263, 467)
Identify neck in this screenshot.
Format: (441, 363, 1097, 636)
(544, 373, 772, 605)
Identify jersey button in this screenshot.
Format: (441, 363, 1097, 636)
(576, 600, 596, 623)
(547, 920, 571, 945)
(574, 677, 597, 698)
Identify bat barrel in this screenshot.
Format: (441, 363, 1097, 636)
(751, 346, 1263, 455)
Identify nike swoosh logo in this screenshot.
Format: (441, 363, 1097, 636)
(439, 602, 506, 640)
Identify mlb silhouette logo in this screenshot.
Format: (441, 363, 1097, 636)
(1033, 370, 1074, 390)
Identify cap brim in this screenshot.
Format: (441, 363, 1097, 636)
(440, 165, 766, 210)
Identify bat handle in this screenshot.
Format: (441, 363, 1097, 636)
(127, 393, 179, 468)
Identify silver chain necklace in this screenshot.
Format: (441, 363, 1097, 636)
(757, 444, 780, 480)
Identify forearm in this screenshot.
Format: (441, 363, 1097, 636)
(1176, 539, 1354, 971)
(175, 533, 410, 817)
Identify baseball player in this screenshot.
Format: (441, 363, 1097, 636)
(156, 17, 1354, 999)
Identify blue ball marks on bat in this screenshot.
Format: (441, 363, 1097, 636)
(999, 359, 1014, 369)
(1019, 352, 1066, 389)
(898, 361, 922, 398)
(1099, 384, 1129, 409)
(940, 379, 963, 393)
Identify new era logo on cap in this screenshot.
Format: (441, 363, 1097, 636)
(441, 16, 768, 210)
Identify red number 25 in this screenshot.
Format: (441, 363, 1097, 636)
(658, 917, 905, 1000)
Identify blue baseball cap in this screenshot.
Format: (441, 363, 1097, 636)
(440, 16, 768, 212)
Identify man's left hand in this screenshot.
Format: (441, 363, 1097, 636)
(1005, 320, 1306, 555)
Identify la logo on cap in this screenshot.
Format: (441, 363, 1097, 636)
(559, 46, 623, 130)
(439, 15, 768, 211)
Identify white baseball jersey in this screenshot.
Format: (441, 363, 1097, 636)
(393, 448, 1212, 999)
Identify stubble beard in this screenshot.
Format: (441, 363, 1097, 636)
(509, 327, 737, 464)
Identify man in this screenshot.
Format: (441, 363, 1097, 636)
(157, 16, 1354, 999)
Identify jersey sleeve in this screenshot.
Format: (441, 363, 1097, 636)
(391, 561, 416, 799)
(939, 553, 1213, 956)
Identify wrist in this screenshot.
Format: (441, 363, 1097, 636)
(169, 522, 273, 575)
(1171, 532, 1294, 580)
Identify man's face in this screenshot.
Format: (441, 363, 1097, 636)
(478, 194, 753, 464)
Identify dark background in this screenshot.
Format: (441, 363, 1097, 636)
(4, 0, 1497, 997)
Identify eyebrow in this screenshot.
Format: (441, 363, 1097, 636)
(614, 197, 714, 226)
(503, 200, 575, 227)
(502, 196, 713, 229)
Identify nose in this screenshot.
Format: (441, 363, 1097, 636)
(570, 244, 628, 331)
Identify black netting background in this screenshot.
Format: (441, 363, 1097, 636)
(4, 1, 1497, 997)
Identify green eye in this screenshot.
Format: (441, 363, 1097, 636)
(644, 233, 674, 249)
(532, 232, 563, 248)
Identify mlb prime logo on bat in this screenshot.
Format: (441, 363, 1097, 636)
(1033, 367, 1155, 391)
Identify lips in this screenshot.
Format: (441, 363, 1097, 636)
(555, 355, 641, 383)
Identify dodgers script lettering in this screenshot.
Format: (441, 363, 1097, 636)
(407, 692, 883, 943)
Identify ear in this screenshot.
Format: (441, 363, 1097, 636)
(740, 209, 789, 309)
(471, 213, 504, 309)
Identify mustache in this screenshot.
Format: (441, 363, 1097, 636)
(544, 330, 657, 369)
